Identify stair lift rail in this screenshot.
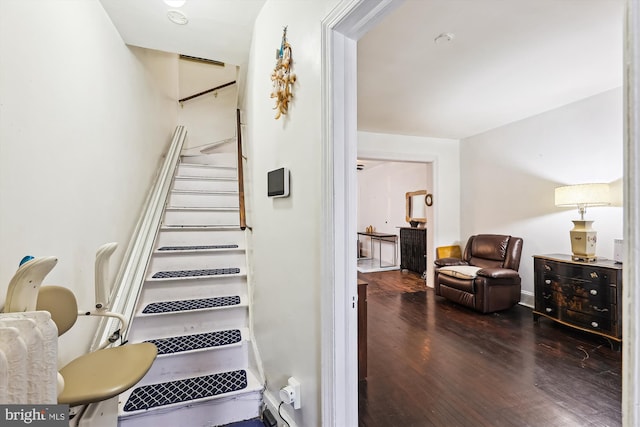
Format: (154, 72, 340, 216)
(90, 126, 187, 352)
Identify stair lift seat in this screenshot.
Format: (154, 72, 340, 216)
(37, 285, 157, 407)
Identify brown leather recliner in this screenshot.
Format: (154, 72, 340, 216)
(434, 234, 523, 313)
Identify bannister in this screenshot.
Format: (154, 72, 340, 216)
(179, 81, 236, 104)
(90, 126, 187, 350)
(237, 109, 248, 231)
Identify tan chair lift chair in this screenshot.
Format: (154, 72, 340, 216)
(3, 246, 157, 407)
(37, 285, 157, 406)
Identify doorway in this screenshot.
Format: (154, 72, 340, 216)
(356, 159, 435, 283)
(321, 1, 639, 426)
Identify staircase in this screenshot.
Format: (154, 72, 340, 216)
(117, 151, 263, 427)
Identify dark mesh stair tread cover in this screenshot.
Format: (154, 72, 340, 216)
(152, 268, 240, 279)
(158, 245, 239, 251)
(146, 329, 242, 355)
(123, 369, 248, 412)
(142, 295, 241, 314)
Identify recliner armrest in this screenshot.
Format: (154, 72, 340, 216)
(434, 258, 468, 268)
(476, 268, 520, 279)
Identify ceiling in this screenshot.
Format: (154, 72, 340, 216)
(358, 0, 624, 140)
(99, 0, 266, 66)
(99, 0, 623, 141)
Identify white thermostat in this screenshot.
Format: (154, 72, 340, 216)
(267, 167, 290, 198)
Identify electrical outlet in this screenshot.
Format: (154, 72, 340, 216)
(288, 377, 301, 410)
(279, 377, 302, 410)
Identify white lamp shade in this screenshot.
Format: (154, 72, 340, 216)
(555, 183, 610, 207)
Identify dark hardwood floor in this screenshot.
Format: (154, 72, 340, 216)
(358, 270, 622, 427)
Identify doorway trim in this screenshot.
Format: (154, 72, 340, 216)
(623, 2, 640, 425)
(321, 1, 403, 426)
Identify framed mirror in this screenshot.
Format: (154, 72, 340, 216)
(405, 190, 427, 225)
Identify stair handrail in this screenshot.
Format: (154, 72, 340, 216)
(89, 126, 187, 351)
(179, 81, 236, 105)
(237, 108, 248, 231)
(181, 137, 236, 156)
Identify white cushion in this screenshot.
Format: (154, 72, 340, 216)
(438, 265, 482, 279)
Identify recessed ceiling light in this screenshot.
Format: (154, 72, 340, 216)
(164, 0, 186, 7)
(434, 33, 455, 44)
(167, 10, 188, 25)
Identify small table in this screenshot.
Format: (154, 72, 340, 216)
(357, 232, 398, 268)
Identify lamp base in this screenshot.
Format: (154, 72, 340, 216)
(569, 220, 597, 262)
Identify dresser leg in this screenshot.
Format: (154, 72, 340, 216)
(533, 312, 540, 322)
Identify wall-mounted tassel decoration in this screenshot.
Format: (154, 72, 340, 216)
(270, 26, 296, 120)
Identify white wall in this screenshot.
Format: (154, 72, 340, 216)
(178, 60, 238, 152)
(357, 162, 432, 274)
(358, 131, 461, 284)
(0, 0, 179, 365)
(242, 0, 340, 425)
(460, 87, 623, 304)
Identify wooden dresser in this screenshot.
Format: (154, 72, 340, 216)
(533, 254, 622, 348)
(399, 227, 426, 275)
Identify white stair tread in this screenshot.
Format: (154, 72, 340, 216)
(171, 189, 239, 195)
(136, 295, 248, 317)
(119, 368, 262, 416)
(150, 267, 241, 279)
(180, 163, 237, 170)
(174, 176, 238, 181)
(154, 244, 243, 255)
(160, 225, 243, 231)
(165, 207, 239, 212)
(144, 273, 246, 285)
(152, 249, 244, 257)
(145, 327, 247, 357)
(180, 152, 238, 165)
(162, 226, 242, 230)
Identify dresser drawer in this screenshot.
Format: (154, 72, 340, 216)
(537, 288, 612, 317)
(565, 309, 614, 335)
(537, 297, 614, 335)
(539, 275, 612, 307)
(541, 261, 616, 285)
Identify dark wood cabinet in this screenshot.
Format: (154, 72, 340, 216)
(533, 254, 622, 346)
(400, 227, 426, 275)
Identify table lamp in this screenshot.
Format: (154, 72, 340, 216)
(555, 183, 610, 261)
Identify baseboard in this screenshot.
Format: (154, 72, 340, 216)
(519, 290, 534, 308)
(263, 389, 299, 427)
